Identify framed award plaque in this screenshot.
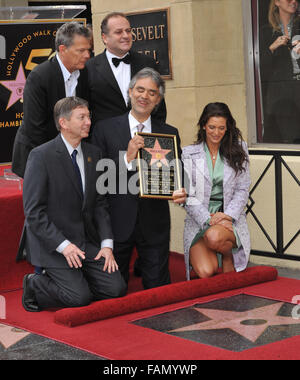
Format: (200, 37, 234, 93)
(137, 132, 181, 199)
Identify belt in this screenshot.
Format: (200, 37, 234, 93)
(293, 74, 300, 80)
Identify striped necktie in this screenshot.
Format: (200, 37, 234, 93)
(137, 123, 145, 133)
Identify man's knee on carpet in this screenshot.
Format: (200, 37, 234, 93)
(91, 274, 127, 300)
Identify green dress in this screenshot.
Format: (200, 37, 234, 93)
(190, 144, 241, 264)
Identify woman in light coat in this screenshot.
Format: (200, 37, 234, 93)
(182, 102, 251, 280)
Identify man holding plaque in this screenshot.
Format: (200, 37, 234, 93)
(92, 67, 186, 291)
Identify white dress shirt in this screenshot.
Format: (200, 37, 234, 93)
(124, 112, 152, 170)
(56, 134, 113, 253)
(128, 112, 152, 137)
(106, 50, 131, 105)
(56, 54, 80, 97)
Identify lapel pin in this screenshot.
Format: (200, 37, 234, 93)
(87, 156, 92, 163)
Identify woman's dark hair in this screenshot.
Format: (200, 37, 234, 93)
(196, 102, 248, 174)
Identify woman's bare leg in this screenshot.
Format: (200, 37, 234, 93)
(203, 225, 237, 273)
(189, 238, 219, 278)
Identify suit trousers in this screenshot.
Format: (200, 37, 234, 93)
(31, 244, 126, 309)
(114, 216, 170, 290)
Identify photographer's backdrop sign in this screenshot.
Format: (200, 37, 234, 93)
(127, 8, 172, 79)
(0, 19, 84, 163)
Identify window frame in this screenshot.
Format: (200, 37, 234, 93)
(242, 0, 300, 148)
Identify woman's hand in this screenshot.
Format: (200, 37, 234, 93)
(292, 40, 300, 55)
(172, 188, 187, 205)
(209, 213, 233, 232)
(217, 219, 234, 232)
(209, 212, 232, 226)
(269, 35, 289, 53)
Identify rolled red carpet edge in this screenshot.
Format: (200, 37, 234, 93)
(54, 266, 278, 327)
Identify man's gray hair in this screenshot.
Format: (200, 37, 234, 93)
(55, 21, 91, 51)
(54, 96, 89, 131)
(129, 67, 165, 98)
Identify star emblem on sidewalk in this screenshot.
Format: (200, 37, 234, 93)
(170, 302, 300, 343)
(144, 139, 171, 167)
(0, 62, 26, 110)
(0, 323, 30, 349)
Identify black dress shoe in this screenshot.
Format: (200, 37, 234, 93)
(22, 274, 41, 312)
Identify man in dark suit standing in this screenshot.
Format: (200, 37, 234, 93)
(86, 12, 166, 125)
(92, 68, 186, 291)
(12, 21, 91, 178)
(22, 97, 126, 312)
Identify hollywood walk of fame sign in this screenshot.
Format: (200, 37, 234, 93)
(137, 132, 182, 199)
(0, 18, 85, 163)
(132, 294, 300, 352)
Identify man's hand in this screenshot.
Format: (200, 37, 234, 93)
(62, 243, 86, 268)
(172, 188, 187, 205)
(94, 247, 119, 273)
(126, 135, 144, 163)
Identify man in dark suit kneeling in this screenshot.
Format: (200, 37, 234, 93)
(92, 68, 186, 291)
(22, 97, 126, 312)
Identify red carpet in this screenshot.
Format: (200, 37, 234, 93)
(0, 173, 33, 292)
(55, 266, 278, 327)
(1, 273, 300, 360)
(1, 178, 300, 359)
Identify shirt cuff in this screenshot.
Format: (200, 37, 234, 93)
(101, 239, 113, 250)
(123, 152, 132, 170)
(56, 240, 71, 253)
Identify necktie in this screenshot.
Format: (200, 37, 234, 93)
(112, 54, 131, 67)
(71, 150, 83, 197)
(137, 123, 145, 133)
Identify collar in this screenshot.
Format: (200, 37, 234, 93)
(56, 53, 80, 83)
(128, 112, 151, 134)
(60, 133, 82, 157)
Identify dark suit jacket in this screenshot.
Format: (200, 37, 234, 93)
(92, 113, 181, 245)
(22, 134, 112, 269)
(259, 22, 300, 143)
(86, 50, 167, 125)
(12, 56, 89, 178)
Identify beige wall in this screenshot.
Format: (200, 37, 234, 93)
(90, 0, 300, 267)
(0, 0, 26, 6)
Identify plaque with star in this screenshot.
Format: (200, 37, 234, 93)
(137, 132, 181, 199)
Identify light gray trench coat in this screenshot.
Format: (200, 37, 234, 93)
(182, 141, 251, 280)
